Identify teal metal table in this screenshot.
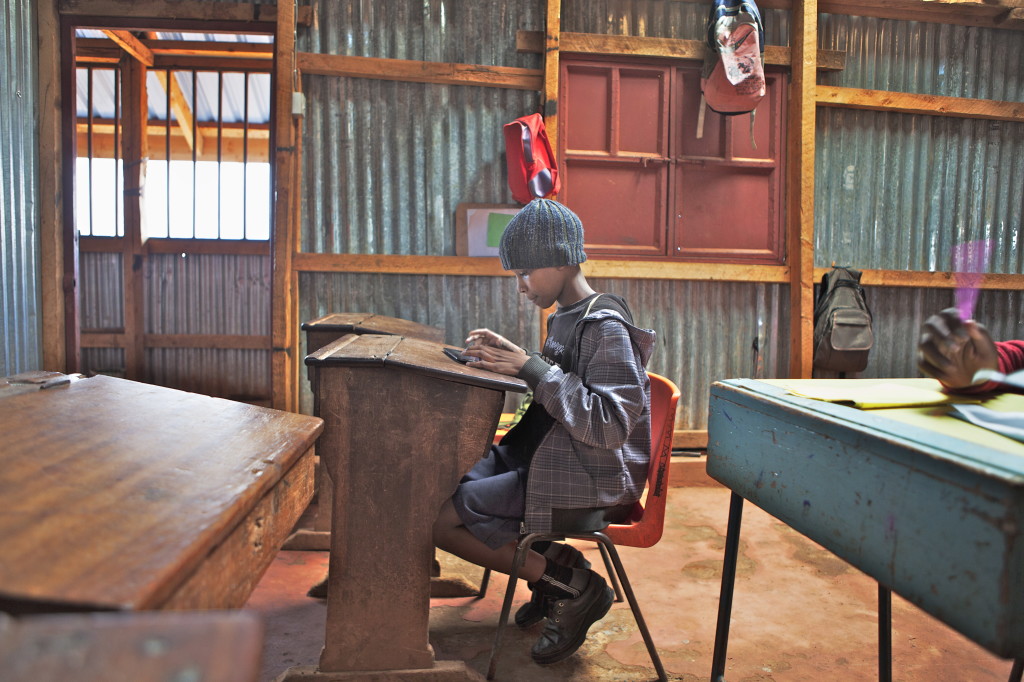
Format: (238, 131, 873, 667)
(706, 378, 1024, 682)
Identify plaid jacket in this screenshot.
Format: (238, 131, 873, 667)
(522, 308, 656, 534)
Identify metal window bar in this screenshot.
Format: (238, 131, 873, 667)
(77, 64, 269, 241)
(191, 69, 198, 239)
(114, 66, 121, 237)
(86, 67, 94, 236)
(217, 71, 223, 239)
(165, 67, 171, 239)
(243, 71, 250, 239)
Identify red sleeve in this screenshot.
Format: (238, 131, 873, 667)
(996, 340, 1024, 375)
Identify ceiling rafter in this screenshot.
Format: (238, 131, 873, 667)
(152, 70, 203, 157)
(101, 29, 154, 66)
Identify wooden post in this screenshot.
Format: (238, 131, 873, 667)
(271, 0, 299, 411)
(39, 1, 70, 372)
(787, 0, 818, 378)
(120, 54, 149, 380)
(539, 0, 562, 348)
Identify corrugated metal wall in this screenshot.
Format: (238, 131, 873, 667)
(819, 15, 1024, 100)
(299, 78, 538, 254)
(562, 0, 791, 46)
(1, 0, 42, 377)
(589, 278, 790, 430)
(816, 17, 1024, 274)
(79, 251, 272, 400)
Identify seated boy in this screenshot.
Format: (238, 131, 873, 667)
(432, 198, 656, 665)
(918, 307, 1024, 392)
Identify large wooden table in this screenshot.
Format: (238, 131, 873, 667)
(283, 333, 526, 681)
(0, 372, 323, 614)
(706, 378, 1024, 682)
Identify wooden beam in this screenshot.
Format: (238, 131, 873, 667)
(788, 0, 818, 379)
(152, 70, 203, 157)
(517, 31, 847, 71)
(296, 52, 544, 91)
(101, 29, 154, 66)
(81, 332, 273, 350)
(271, 0, 298, 412)
(291, 252, 792, 283)
(75, 45, 270, 70)
(77, 119, 270, 162)
(120, 55, 149, 379)
(77, 37, 273, 60)
(39, 0, 68, 373)
(80, 236, 270, 256)
(820, 268, 1024, 290)
(146, 334, 272, 349)
(817, 85, 1024, 123)
(59, 0, 311, 26)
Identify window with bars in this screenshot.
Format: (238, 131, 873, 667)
(75, 63, 272, 241)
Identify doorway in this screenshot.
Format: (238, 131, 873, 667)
(66, 20, 276, 404)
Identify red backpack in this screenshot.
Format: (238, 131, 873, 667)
(503, 113, 560, 204)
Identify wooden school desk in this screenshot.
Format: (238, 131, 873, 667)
(0, 372, 323, 614)
(285, 333, 526, 681)
(288, 312, 446, 551)
(706, 378, 1024, 682)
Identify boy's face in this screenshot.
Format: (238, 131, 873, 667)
(512, 266, 568, 309)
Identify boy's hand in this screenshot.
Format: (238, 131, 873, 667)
(465, 329, 526, 355)
(461, 345, 530, 377)
(917, 307, 998, 389)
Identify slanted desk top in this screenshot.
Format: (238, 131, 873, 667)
(0, 373, 323, 614)
(301, 312, 445, 350)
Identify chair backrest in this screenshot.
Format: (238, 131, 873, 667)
(604, 371, 680, 548)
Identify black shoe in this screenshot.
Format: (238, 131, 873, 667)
(514, 585, 549, 629)
(530, 571, 613, 665)
(515, 546, 593, 629)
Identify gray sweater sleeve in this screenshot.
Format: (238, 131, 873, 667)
(517, 352, 554, 388)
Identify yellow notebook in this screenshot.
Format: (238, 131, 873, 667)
(771, 379, 968, 409)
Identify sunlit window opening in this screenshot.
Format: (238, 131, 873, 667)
(74, 41, 271, 241)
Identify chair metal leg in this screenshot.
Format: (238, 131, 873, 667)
(878, 584, 892, 682)
(486, 533, 545, 680)
(597, 542, 624, 602)
(478, 567, 491, 599)
(595, 532, 668, 682)
(711, 492, 744, 682)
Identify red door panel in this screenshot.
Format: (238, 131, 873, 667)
(563, 159, 668, 257)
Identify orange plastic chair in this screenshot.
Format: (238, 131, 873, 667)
(482, 371, 680, 680)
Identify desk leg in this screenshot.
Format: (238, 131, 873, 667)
(710, 492, 744, 682)
(284, 367, 502, 682)
(878, 584, 892, 682)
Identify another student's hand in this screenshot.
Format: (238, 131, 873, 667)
(461, 344, 530, 376)
(917, 308, 998, 389)
(465, 328, 526, 355)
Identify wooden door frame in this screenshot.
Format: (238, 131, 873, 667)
(39, 1, 283, 388)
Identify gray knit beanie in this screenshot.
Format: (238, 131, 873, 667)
(498, 199, 587, 270)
